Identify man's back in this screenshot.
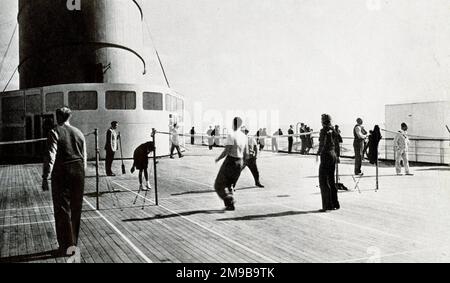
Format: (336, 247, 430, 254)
(170, 127, 180, 145)
(53, 124, 85, 164)
(226, 130, 248, 159)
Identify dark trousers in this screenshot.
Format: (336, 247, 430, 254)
(319, 153, 339, 210)
(244, 158, 260, 184)
(300, 137, 307, 154)
(105, 149, 115, 175)
(51, 160, 85, 249)
(170, 144, 182, 157)
(215, 156, 243, 207)
(353, 140, 364, 174)
(191, 137, 195, 145)
(288, 138, 293, 153)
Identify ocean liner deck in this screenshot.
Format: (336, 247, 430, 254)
(1, 145, 449, 263)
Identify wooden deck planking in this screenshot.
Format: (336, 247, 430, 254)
(1, 146, 449, 263)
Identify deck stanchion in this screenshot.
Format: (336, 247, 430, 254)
(375, 155, 379, 192)
(94, 128, 100, 210)
(152, 129, 159, 206)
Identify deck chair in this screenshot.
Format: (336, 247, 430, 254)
(351, 174, 363, 193)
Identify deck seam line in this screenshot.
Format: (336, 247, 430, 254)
(0, 216, 102, 228)
(112, 180, 277, 263)
(277, 203, 424, 246)
(83, 197, 153, 263)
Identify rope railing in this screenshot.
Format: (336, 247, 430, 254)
(0, 130, 99, 146)
(0, 128, 102, 210)
(156, 131, 319, 139)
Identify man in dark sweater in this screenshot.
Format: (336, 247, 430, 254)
(42, 107, 87, 257)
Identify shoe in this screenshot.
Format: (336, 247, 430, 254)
(396, 173, 403, 176)
(145, 183, 152, 190)
(130, 167, 135, 174)
(107, 173, 116, 177)
(225, 204, 235, 211)
(334, 203, 340, 210)
(170, 156, 175, 159)
(405, 173, 414, 176)
(179, 155, 184, 158)
(255, 183, 265, 188)
(139, 184, 144, 191)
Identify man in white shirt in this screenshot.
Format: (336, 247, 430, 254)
(394, 123, 413, 176)
(271, 130, 279, 152)
(353, 118, 368, 175)
(170, 123, 183, 159)
(214, 117, 248, 211)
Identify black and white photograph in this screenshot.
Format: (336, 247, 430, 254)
(0, 0, 449, 267)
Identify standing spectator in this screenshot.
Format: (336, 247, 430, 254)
(42, 107, 87, 257)
(256, 128, 262, 148)
(214, 125, 221, 147)
(243, 130, 264, 188)
(207, 126, 214, 150)
(190, 127, 196, 145)
(308, 127, 314, 153)
(394, 123, 414, 176)
(367, 125, 382, 165)
(300, 123, 307, 154)
(353, 118, 368, 175)
(259, 128, 267, 151)
(317, 114, 340, 211)
(334, 125, 343, 163)
(104, 121, 119, 176)
(288, 125, 294, 153)
(272, 130, 279, 152)
(170, 123, 183, 159)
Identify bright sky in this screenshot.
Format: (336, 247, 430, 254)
(1, 0, 450, 132)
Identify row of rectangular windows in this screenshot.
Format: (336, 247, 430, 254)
(43, 91, 183, 112)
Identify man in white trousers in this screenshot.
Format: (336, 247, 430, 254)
(394, 123, 414, 176)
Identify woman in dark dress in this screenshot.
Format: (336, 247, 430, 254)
(130, 142, 155, 191)
(317, 114, 340, 211)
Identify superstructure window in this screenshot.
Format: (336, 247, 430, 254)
(45, 92, 64, 112)
(165, 94, 177, 112)
(69, 91, 98, 110)
(2, 96, 24, 124)
(143, 92, 163, 111)
(176, 98, 184, 112)
(106, 91, 136, 110)
(26, 94, 42, 113)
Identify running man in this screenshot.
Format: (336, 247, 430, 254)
(214, 117, 248, 211)
(170, 123, 183, 159)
